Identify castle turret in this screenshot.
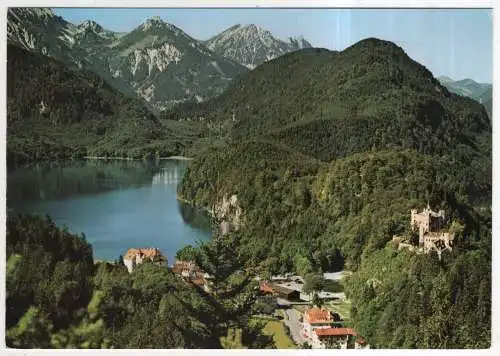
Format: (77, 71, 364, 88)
(411, 205, 444, 246)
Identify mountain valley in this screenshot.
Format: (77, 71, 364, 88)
(5, 7, 492, 350)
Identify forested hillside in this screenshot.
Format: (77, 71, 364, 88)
(177, 38, 492, 348)
(7, 44, 204, 165)
(6, 30, 491, 348)
(6, 214, 270, 348)
(169, 39, 491, 201)
(168, 39, 490, 142)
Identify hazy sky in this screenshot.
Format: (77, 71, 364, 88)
(53, 8, 493, 83)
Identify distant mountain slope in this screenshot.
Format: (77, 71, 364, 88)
(437, 76, 492, 118)
(8, 8, 89, 66)
(174, 37, 491, 206)
(205, 24, 312, 69)
(105, 17, 248, 111)
(170, 39, 490, 166)
(7, 8, 248, 111)
(6, 7, 139, 100)
(437, 76, 491, 100)
(479, 87, 493, 118)
(7, 44, 203, 164)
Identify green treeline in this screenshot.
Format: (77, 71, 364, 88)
(346, 246, 490, 348)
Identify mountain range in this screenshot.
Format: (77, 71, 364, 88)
(10, 8, 491, 118)
(7, 8, 312, 111)
(437, 76, 492, 118)
(205, 24, 312, 69)
(171, 38, 490, 169)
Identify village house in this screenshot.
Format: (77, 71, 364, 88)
(172, 260, 212, 292)
(123, 247, 166, 273)
(311, 327, 369, 349)
(302, 307, 335, 339)
(172, 260, 199, 278)
(259, 280, 301, 301)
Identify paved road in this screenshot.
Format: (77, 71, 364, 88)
(323, 271, 345, 280)
(277, 298, 309, 306)
(300, 291, 345, 302)
(282, 308, 307, 346)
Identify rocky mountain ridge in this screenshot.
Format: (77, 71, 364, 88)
(8, 8, 313, 111)
(205, 24, 312, 69)
(7, 8, 248, 111)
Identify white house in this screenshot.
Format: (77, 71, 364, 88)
(123, 247, 166, 273)
(311, 326, 369, 349)
(302, 307, 369, 349)
(303, 307, 334, 340)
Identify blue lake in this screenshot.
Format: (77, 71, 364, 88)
(7, 159, 212, 265)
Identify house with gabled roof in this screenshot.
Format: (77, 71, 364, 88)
(303, 307, 334, 338)
(123, 247, 166, 273)
(259, 280, 300, 301)
(172, 259, 212, 292)
(312, 327, 368, 349)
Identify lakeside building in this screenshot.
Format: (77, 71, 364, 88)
(123, 247, 166, 273)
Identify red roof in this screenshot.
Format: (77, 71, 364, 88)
(124, 247, 165, 261)
(315, 328, 356, 337)
(259, 281, 275, 294)
(304, 308, 333, 324)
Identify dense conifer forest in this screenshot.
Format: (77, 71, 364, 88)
(176, 39, 492, 348)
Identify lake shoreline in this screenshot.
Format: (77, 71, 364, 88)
(176, 195, 212, 214)
(10, 160, 211, 265)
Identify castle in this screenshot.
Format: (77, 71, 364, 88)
(395, 204, 455, 259)
(411, 204, 446, 245)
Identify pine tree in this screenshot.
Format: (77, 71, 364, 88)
(191, 205, 273, 348)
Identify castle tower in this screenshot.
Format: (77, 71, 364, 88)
(411, 205, 448, 247)
(410, 209, 418, 226)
